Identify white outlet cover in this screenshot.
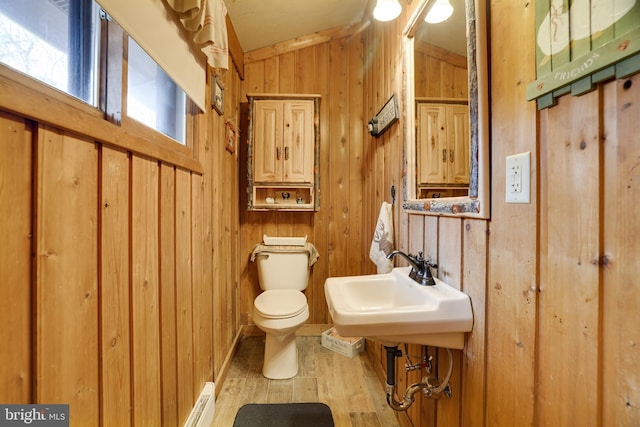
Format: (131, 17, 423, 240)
(506, 152, 531, 203)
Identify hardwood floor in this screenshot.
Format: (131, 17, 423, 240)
(211, 336, 402, 427)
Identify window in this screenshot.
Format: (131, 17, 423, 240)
(127, 39, 187, 145)
(0, 0, 100, 106)
(0, 0, 190, 146)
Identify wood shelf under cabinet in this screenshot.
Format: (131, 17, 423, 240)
(251, 185, 314, 211)
(418, 185, 469, 199)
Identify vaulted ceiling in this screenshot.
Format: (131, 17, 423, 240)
(223, 0, 369, 52)
(223, 0, 467, 58)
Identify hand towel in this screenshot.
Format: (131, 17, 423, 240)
(250, 243, 319, 267)
(369, 202, 394, 273)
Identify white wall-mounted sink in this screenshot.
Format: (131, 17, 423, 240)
(324, 267, 473, 349)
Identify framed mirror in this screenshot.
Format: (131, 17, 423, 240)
(402, 0, 489, 218)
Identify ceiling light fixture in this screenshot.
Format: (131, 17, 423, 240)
(425, 0, 453, 24)
(373, 0, 402, 22)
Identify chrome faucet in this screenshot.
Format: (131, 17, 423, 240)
(386, 250, 437, 286)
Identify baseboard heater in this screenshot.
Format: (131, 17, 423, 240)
(184, 382, 215, 427)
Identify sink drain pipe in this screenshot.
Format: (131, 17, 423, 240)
(384, 345, 455, 411)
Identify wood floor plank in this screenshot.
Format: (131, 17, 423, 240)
(267, 379, 294, 403)
(337, 352, 376, 413)
(227, 337, 260, 379)
(297, 336, 317, 377)
(247, 338, 266, 378)
(293, 377, 319, 402)
(365, 376, 400, 427)
(350, 412, 382, 427)
(212, 336, 401, 427)
(240, 376, 270, 406)
(213, 378, 247, 426)
(317, 350, 352, 426)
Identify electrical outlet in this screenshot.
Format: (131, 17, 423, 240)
(506, 152, 530, 203)
(510, 162, 522, 193)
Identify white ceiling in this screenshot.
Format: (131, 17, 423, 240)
(223, 0, 369, 52)
(415, 0, 467, 57)
(223, 0, 467, 57)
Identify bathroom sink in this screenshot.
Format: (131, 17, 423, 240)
(324, 267, 473, 349)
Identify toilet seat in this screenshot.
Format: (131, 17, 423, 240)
(254, 290, 307, 319)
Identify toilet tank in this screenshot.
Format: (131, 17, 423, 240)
(256, 250, 310, 291)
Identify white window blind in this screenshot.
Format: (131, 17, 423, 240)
(97, 0, 206, 110)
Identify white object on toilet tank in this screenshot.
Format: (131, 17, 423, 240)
(263, 234, 307, 246)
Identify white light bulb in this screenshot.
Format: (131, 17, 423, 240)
(425, 0, 453, 24)
(373, 0, 402, 22)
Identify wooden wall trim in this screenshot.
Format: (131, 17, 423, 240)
(36, 126, 100, 422)
(226, 14, 245, 80)
(101, 146, 133, 425)
(0, 110, 32, 404)
(601, 75, 640, 427)
(244, 22, 367, 64)
(0, 66, 204, 174)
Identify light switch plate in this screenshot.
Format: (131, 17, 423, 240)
(505, 152, 530, 203)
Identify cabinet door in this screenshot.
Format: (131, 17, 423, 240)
(447, 105, 470, 184)
(417, 103, 447, 184)
(254, 100, 283, 182)
(283, 101, 314, 183)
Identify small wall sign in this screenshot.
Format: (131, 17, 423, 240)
(527, 0, 640, 109)
(368, 93, 399, 137)
(225, 119, 237, 154)
(212, 74, 224, 115)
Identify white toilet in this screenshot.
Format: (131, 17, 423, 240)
(251, 236, 317, 379)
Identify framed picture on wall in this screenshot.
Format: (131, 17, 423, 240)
(225, 119, 238, 154)
(212, 74, 224, 115)
(527, 0, 640, 109)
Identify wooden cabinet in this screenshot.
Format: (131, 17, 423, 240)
(253, 99, 314, 183)
(247, 94, 320, 211)
(417, 101, 470, 187)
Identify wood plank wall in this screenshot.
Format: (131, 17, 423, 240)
(2, 0, 639, 425)
(238, 34, 367, 326)
(414, 41, 468, 99)
(361, 1, 640, 426)
(0, 61, 242, 425)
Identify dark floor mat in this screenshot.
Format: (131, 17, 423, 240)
(232, 403, 334, 427)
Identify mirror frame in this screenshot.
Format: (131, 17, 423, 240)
(402, 0, 490, 218)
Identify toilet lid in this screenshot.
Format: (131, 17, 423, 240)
(254, 290, 307, 319)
